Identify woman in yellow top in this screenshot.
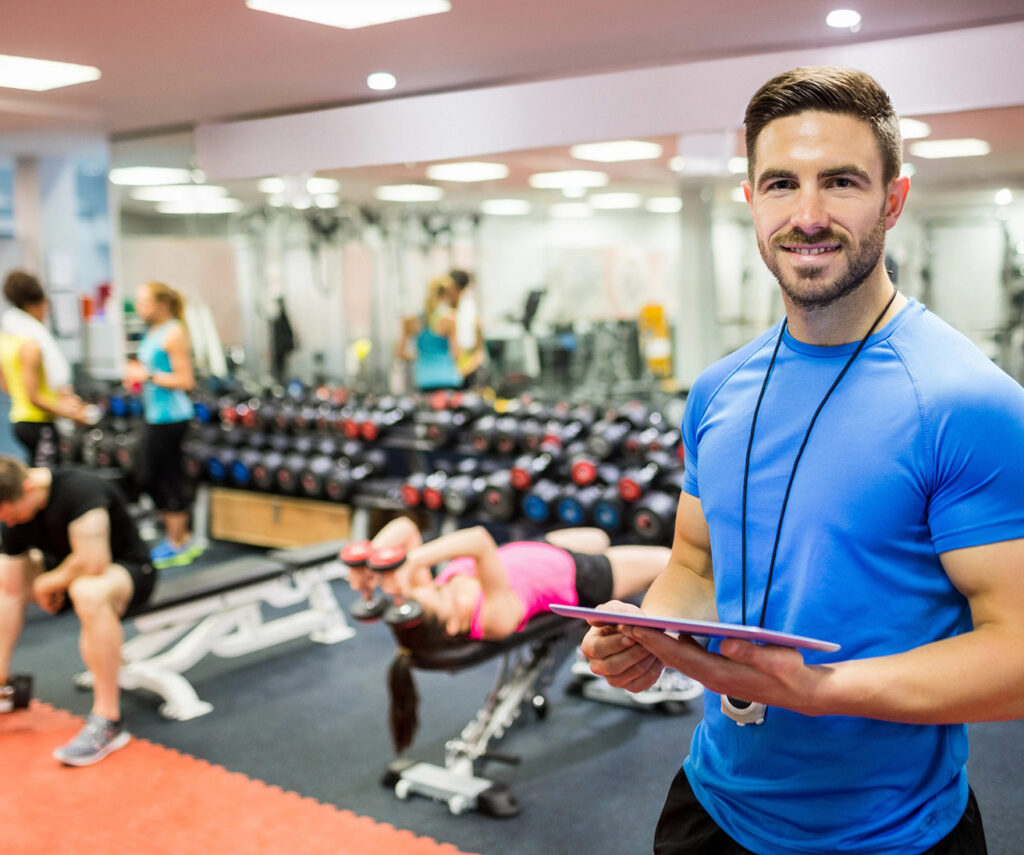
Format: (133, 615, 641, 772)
(0, 271, 90, 465)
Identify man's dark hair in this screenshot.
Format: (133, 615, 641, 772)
(0, 456, 29, 504)
(744, 66, 903, 185)
(3, 270, 46, 310)
(449, 269, 472, 292)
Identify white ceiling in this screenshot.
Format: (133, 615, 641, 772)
(4, 1, 1024, 206)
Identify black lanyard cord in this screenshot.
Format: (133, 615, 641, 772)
(741, 287, 898, 628)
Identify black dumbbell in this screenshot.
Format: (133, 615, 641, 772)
(479, 470, 519, 522)
(0, 673, 33, 712)
(618, 452, 680, 503)
(630, 490, 678, 544)
(368, 547, 424, 628)
(299, 455, 337, 498)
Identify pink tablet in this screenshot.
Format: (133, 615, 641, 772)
(549, 604, 841, 653)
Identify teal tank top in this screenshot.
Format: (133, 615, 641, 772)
(137, 320, 195, 424)
(413, 313, 461, 390)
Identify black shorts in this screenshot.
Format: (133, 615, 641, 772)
(653, 767, 987, 855)
(567, 551, 614, 607)
(56, 560, 156, 618)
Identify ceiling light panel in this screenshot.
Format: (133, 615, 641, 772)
(0, 53, 101, 91)
(480, 199, 531, 216)
(367, 72, 397, 91)
(549, 203, 593, 218)
(306, 177, 341, 194)
(130, 185, 228, 202)
(425, 162, 509, 182)
(909, 138, 991, 159)
(109, 167, 193, 186)
(528, 170, 609, 190)
(588, 192, 643, 210)
(646, 197, 683, 213)
(375, 184, 444, 202)
(570, 140, 663, 163)
(156, 198, 244, 215)
(246, 1, 451, 30)
(825, 9, 861, 29)
(899, 118, 931, 140)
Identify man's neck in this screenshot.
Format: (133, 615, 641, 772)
(26, 467, 52, 512)
(783, 275, 905, 347)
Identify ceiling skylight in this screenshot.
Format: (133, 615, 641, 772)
(426, 162, 510, 182)
(909, 139, 991, 159)
(569, 140, 663, 163)
(246, 1, 451, 30)
(0, 53, 100, 91)
(528, 170, 609, 190)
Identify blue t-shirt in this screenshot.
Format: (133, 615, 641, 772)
(680, 299, 1024, 855)
(137, 320, 195, 425)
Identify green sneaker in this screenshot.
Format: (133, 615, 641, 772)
(152, 539, 205, 569)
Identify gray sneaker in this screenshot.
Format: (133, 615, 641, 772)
(53, 713, 130, 766)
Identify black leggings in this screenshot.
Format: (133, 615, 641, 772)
(137, 420, 191, 512)
(13, 421, 59, 467)
(653, 768, 987, 855)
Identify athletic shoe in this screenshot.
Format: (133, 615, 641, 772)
(649, 669, 704, 701)
(151, 538, 205, 569)
(53, 713, 130, 766)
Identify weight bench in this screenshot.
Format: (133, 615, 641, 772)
(75, 540, 353, 721)
(382, 611, 584, 817)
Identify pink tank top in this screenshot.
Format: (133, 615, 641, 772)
(434, 541, 578, 639)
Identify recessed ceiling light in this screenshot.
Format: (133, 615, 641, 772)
(995, 188, 1013, 206)
(645, 197, 683, 213)
(109, 167, 193, 186)
(367, 72, 397, 91)
(130, 185, 228, 202)
(826, 9, 861, 29)
(899, 118, 931, 140)
(549, 203, 593, 218)
(562, 187, 587, 199)
(292, 197, 312, 210)
(668, 156, 685, 172)
(375, 184, 444, 202)
(589, 192, 643, 210)
(315, 194, 340, 208)
(569, 140, 663, 163)
(426, 162, 509, 182)
(258, 177, 286, 193)
(529, 170, 609, 190)
(245, 0, 451, 30)
(0, 53, 101, 91)
(156, 198, 244, 215)
(909, 138, 991, 159)
(727, 157, 748, 175)
(480, 199, 531, 216)
(306, 177, 341, 194)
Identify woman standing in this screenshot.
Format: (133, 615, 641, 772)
(0, 270, 90, 464)
(397, 275, 462, 391)
(123, 281, 200, 568)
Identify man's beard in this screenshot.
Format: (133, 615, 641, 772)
(758, 215, 887, 310)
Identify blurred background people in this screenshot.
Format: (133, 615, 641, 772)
(397, 275, 462, 391)
(123, 281, 200, 569)
(450, 268, 486, 389)
(0, 270, 90, 465)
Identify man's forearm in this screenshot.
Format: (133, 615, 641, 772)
(640, 561, 718, 623)
(821, 624, 1024, 723)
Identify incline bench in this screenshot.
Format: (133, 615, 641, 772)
(382, 611, 585, 817)
(75, 540, 352, 721)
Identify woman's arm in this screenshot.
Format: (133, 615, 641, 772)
(148, 323, 195, 391)
(21, 340, 86, 421)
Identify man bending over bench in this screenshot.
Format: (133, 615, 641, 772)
(0, 455, 156, 765)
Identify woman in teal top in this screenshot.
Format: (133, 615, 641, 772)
(397, 275, 462, 390)
(124, 281, 200, 568)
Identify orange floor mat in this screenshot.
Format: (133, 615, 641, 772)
(1, 702, 478, 855)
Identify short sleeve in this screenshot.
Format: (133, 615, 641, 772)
(928, 382, 1024, 553)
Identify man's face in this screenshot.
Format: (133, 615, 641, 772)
(0, 492, 37, 527)
(743, 111, 906, 309)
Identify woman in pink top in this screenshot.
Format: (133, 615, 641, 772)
(347, 516, 671, 752)
(347, 515, 670, 641)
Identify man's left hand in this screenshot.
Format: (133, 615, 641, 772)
(621, 625, 836, 717)
(32, 572, 68, 614)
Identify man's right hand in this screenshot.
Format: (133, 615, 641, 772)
(579, 600, 666, 694)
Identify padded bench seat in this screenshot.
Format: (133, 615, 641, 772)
(138, 556, 287, 614)
(406, 612, 577, 671)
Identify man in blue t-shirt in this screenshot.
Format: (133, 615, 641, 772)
(582, 66, 1024, 855)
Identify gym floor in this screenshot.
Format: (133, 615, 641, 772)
(12, 548, 1024, 855)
